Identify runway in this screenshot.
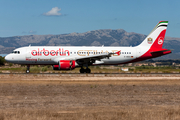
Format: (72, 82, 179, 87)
(0, 72, 180, 76)
(0, 73, 180, 81)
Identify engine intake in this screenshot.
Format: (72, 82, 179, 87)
(53, 60, 76, 70)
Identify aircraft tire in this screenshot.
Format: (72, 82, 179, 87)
(80, 68, 85, 73)
(86, 68, 91, 73)
(26, 70, 30, 73)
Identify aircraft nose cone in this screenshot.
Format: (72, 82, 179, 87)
(5, 55, 11, 62)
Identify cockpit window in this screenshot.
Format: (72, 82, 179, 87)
(12, 51, 20, 54)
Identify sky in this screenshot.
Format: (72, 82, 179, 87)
(0, 0, 180, 38)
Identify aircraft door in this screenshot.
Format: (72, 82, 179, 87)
(26, 48, 31, 58)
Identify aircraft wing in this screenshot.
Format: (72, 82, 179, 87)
(75, 51, 120, 65)
(76, 53, 112, 60)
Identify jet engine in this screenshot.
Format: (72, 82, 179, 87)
(53, 60, 76, 70)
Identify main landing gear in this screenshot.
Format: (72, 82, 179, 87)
(26, 65, 30, 73)
(80, 67, 91, 73)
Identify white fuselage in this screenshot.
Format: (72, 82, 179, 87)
(5, 46, 141, 66)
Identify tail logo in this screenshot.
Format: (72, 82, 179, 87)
(147, 37, 153, 44)
(158, 37, 164, 45)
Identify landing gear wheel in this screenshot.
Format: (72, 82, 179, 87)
(26, 65, 30, 73)
(80, 68, 85, 73)
(85, 68, 91, 73)
(80, 68, 91, 73)
(26, 70, 30, 73)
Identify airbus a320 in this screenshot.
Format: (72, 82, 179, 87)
(5, 21, 172, 73)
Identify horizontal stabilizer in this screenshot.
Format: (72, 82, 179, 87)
(150, 49, 172, 54)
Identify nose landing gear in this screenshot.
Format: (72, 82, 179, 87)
(26, 65, 30, 73)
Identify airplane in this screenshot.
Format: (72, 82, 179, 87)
(5, 21, 172, 73)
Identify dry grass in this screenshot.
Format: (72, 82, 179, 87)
(0, 106, 178, 120)
(0, 106, 180, 120)
(0, 74, 180, 119)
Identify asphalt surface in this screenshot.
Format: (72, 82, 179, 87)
(0, 72, 180, 77)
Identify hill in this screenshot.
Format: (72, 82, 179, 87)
(0, 29, 180, 59)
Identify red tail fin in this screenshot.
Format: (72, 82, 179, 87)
(150, 29, 166, 51)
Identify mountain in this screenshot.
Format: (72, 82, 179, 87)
(0, 29, 180, 59)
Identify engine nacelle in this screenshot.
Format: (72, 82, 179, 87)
(53, 60, 76, 70)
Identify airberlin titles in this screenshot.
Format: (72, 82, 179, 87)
(31, 48, 121, 56)
(31, 48, 69, 56)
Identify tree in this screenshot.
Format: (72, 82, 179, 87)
(0, 56, 5, 65)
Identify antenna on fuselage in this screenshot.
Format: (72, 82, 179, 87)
(29, 44, 31, 47)
(102, 45, 104, 47)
